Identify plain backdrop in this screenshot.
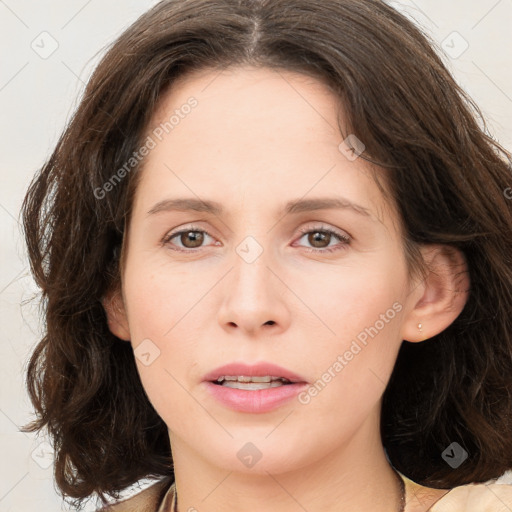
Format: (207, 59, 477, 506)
(1, 1, 511, 510)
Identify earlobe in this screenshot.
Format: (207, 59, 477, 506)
(102, 288, 131, 341)
(401, 245, 470, 343)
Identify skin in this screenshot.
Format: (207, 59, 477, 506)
(104, 66, 469, 512)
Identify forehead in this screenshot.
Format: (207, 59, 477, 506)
(149, 65, 340, 131)
(134, 65, 394, 228)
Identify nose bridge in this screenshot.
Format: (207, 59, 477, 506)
(232, 233, 275, 304)
(217, 233, 289, 332)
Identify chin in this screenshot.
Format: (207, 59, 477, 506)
(202, 436, 311, 475)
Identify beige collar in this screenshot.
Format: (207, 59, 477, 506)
(104, 472, 512, 511)
(156, 480, 176, 512)
(398, 471, 512, 512)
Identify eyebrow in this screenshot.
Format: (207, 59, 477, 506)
(146, 196, 372, 218)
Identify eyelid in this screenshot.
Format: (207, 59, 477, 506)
(295, 223, 350, 241)
(161, 223, 216, 246)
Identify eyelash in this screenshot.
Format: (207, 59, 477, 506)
(161, 224, 351, 254)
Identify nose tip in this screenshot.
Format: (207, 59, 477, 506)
(217, 247, 290, 334)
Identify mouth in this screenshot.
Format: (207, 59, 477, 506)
(211, 375, 295, 390)
(203, 362, 307, 388)
(201, 362, 308, 412)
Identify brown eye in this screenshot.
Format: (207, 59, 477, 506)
(163, 227, 215, 251)
(295, 226, 350, 254)
(178, 230, 205, 248)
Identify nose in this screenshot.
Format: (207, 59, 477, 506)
(217, 241, 291, 336)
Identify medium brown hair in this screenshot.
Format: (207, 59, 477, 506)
(21, 0, 512, 508)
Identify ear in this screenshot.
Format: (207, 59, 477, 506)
(102, 287, 131, 341)
(400, 245, 470, 342)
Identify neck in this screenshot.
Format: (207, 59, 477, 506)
(168, 405, 405, 512)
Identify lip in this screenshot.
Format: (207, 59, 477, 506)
(202, 361, 308, 384)
(201, 362, 308, 414)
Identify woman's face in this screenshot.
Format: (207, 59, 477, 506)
(115, 66, 423, 474)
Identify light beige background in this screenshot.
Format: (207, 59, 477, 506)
(1, 1, 511, 510)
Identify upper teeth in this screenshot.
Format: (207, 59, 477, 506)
(216, 375, 291, 383)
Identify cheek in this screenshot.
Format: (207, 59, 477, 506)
(310, 263, 403, 345)
(123, 257, 203, 342)
(122, 255, 212, 412)
(302, 264, 405, 403)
